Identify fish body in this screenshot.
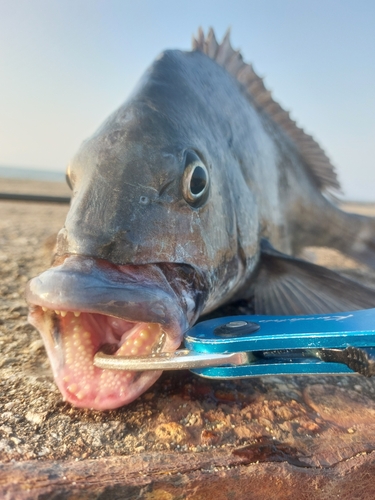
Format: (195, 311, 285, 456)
(27, 29, 375, 410)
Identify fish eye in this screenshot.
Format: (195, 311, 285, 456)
(182, 151, 209, 207)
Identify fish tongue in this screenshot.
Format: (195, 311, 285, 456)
(56, 312, 165, 410)
(118, 322, 164, 351)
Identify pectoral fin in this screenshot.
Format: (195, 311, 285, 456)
(251, 240, 375, 315)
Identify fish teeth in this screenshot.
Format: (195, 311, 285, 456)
(39, 307, 82, 318)
(67, 383, 78, 394)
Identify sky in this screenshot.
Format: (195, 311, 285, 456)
(0, 0, 374, 200)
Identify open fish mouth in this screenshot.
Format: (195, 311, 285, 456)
(26, 256, 198, 410)
(28, 308, 167, 409)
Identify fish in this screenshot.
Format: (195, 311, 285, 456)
(26, 28, 375, 410)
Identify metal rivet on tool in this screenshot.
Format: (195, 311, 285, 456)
(227, 321, 248, 328)
(214, 321, 260, 338)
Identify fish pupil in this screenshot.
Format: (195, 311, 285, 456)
(190, 166, 207, 195)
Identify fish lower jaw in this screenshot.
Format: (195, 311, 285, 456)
(29, 307, 172, 410)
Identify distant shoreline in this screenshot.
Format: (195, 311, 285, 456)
(0, 175, 71, 198)
(0, 165, 65, 182)
(0, 166, 373, 205)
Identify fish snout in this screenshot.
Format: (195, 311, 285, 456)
(55, 225, 139, 264)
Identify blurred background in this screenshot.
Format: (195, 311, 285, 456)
(0, 0, 374, 200)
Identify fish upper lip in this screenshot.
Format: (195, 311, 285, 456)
(26, 255, 189, 332)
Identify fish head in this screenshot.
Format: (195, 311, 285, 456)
(26, 50, 259, 410)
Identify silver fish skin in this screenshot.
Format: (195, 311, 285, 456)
(26, 32, 375, 410)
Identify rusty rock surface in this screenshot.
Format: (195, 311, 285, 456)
(2, 450, 375, 500)
(2, 179, 375, 499)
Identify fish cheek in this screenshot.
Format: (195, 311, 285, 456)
(236, 194, 259, 269)
(228, 167, 260, 273)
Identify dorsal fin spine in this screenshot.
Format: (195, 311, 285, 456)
(192, 28, 340, 195)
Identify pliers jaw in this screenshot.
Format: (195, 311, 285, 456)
(94, 309, 375, 378)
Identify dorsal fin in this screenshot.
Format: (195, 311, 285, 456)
(192, 27, 340, 196)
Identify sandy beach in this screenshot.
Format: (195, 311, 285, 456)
(2, 178, 375, 497)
